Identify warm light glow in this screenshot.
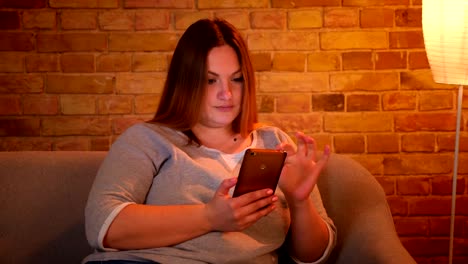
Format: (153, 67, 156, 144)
(422, 0, 468, 85)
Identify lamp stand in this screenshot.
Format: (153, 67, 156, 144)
(449, 84, 463, 264)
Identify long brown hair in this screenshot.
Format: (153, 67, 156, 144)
(149, 18, 257, 144)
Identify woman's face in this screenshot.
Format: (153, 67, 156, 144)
(197, 45, 244, 130)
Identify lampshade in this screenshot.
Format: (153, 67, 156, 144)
(422, 0, 468, 85)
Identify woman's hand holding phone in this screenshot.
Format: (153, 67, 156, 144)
(205, 178, 277, 232)
(276, 132, 330, 205)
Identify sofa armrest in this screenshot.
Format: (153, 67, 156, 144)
(317, 154, 416, 264)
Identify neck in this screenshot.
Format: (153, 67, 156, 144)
(191, 124, 249, 153)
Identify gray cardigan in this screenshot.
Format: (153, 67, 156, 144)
(83, 123, 336, 264)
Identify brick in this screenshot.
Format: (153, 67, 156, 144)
(251, 11, 286, 29)
(272, 52, 306, 72)
(112, 117, 145, 134)
(383, 154, 452, 175)
(257, 73, 328, 92)
(23, 10, 56, 29)
(330, 72, 399, 91)
(248, 32, 319, 51)
(352, 154, 384, 175)
(132, 53, 168, 72)
(26, 54, 59, 72)
(135, 95, 160, 114)
(124, 0, 193, 8)
(334, 134, 365, 153)
(276, 93, 311, 113)
(437, 134, 468, 152)
(0, 11, 20, 30)
(135, 10, 170, 30)
(429, 218, 465, 237)
(99, 11, 134, 31)
(259, 113, 322, 134)
(344, 0, 409, 5)
(387, 196, 408, 215)
(0, 118, 40, 136)
(174, 11, 211, 30)
(409, 197, 452, 216)
(395, 8, 422, 27)
(397, 177, 430, 195)
(116, 73, 166, 94)
(47, 75, 114, 94)
(0, 74, 43, 93)
(395, 113, 457, 132)
(109, 33, 178, 51)
(97, 53, 132, 72)
(401, 237, 449, 256)
(389, 31, 424, 49)
(347, 94, 380, 111)
(401, 71, 457, 90)
(42, 117, 111, 136)
(0, 96, 21, 115)
(376, 176, 395, 195)
(215, 11, 249, 30)
(0, 33, 34, 51)
(272, 0, 341, 7)
(367, 133, 399, 153)
(419, 91, 453, 111)
(288, 10, 322, 29)
(90, 137, 111, 151)
(61, 11, 97, 30)
(312, 94, 344, 112)
(360, 8, 394, 28)
(23, 95, 59, 115)
(342, 52, 373, 70)
(60, 95, 96, 115)
(0, 138, 51, 151)
(0, 53, 24, 73)
(321, 31, 387, 50)
(250, 52, 271, 72)
(375, 51, 407, 70)
(401, 133, 435, 152)
(0, 0, 46, 8)
(394, 217, 429, 236)
(97, 95, 133, 114)
(257, 95, 274, 113)
(432, 177, 465, 195)
(60, 53, 95, 73)
(409, 51, 430, 69)
(54, 137, 89, 151)
(307, 52, 340, 72)
(49, 0, 119, 8)
(324, 113, 393, 132)
(198, 0, 268, 8)
(324, 8, 359, 28)
(37, 33, 107, 52)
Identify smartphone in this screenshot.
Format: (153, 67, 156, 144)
(232, 148, 287, 197)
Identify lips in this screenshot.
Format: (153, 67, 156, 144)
(215, 105, 234, 112)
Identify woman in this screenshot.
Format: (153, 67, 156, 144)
(83, 18, 336, 264)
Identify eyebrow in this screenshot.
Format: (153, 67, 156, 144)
(207, 69, 242, 76)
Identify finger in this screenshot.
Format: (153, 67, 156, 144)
(306, 136, 317, 161)
(215, 178, 237, 197)
(295, 131, 307, 156)
(276, 142, 295, 156)
(302, 145, 331, 189)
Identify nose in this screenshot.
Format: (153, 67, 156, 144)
(217, 80, 232, 100)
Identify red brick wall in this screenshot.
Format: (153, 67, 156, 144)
(0, 0, 467, 261)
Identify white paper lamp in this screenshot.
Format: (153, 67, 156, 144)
(422, 1, 468, 263)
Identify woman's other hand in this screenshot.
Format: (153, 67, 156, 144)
(205, 178, 277, 232)
(276, 132, 330, 206)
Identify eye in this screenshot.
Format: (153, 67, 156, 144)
(207, 78, 217, 85)
(232, 76, 244, 83)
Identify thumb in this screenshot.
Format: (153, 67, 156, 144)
(215, 177, 237, 197)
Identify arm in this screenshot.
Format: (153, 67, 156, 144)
(277, 132, 333, 262)
(104, 178, 278, 250)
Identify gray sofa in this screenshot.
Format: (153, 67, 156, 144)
(0, 151, 416, 264)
